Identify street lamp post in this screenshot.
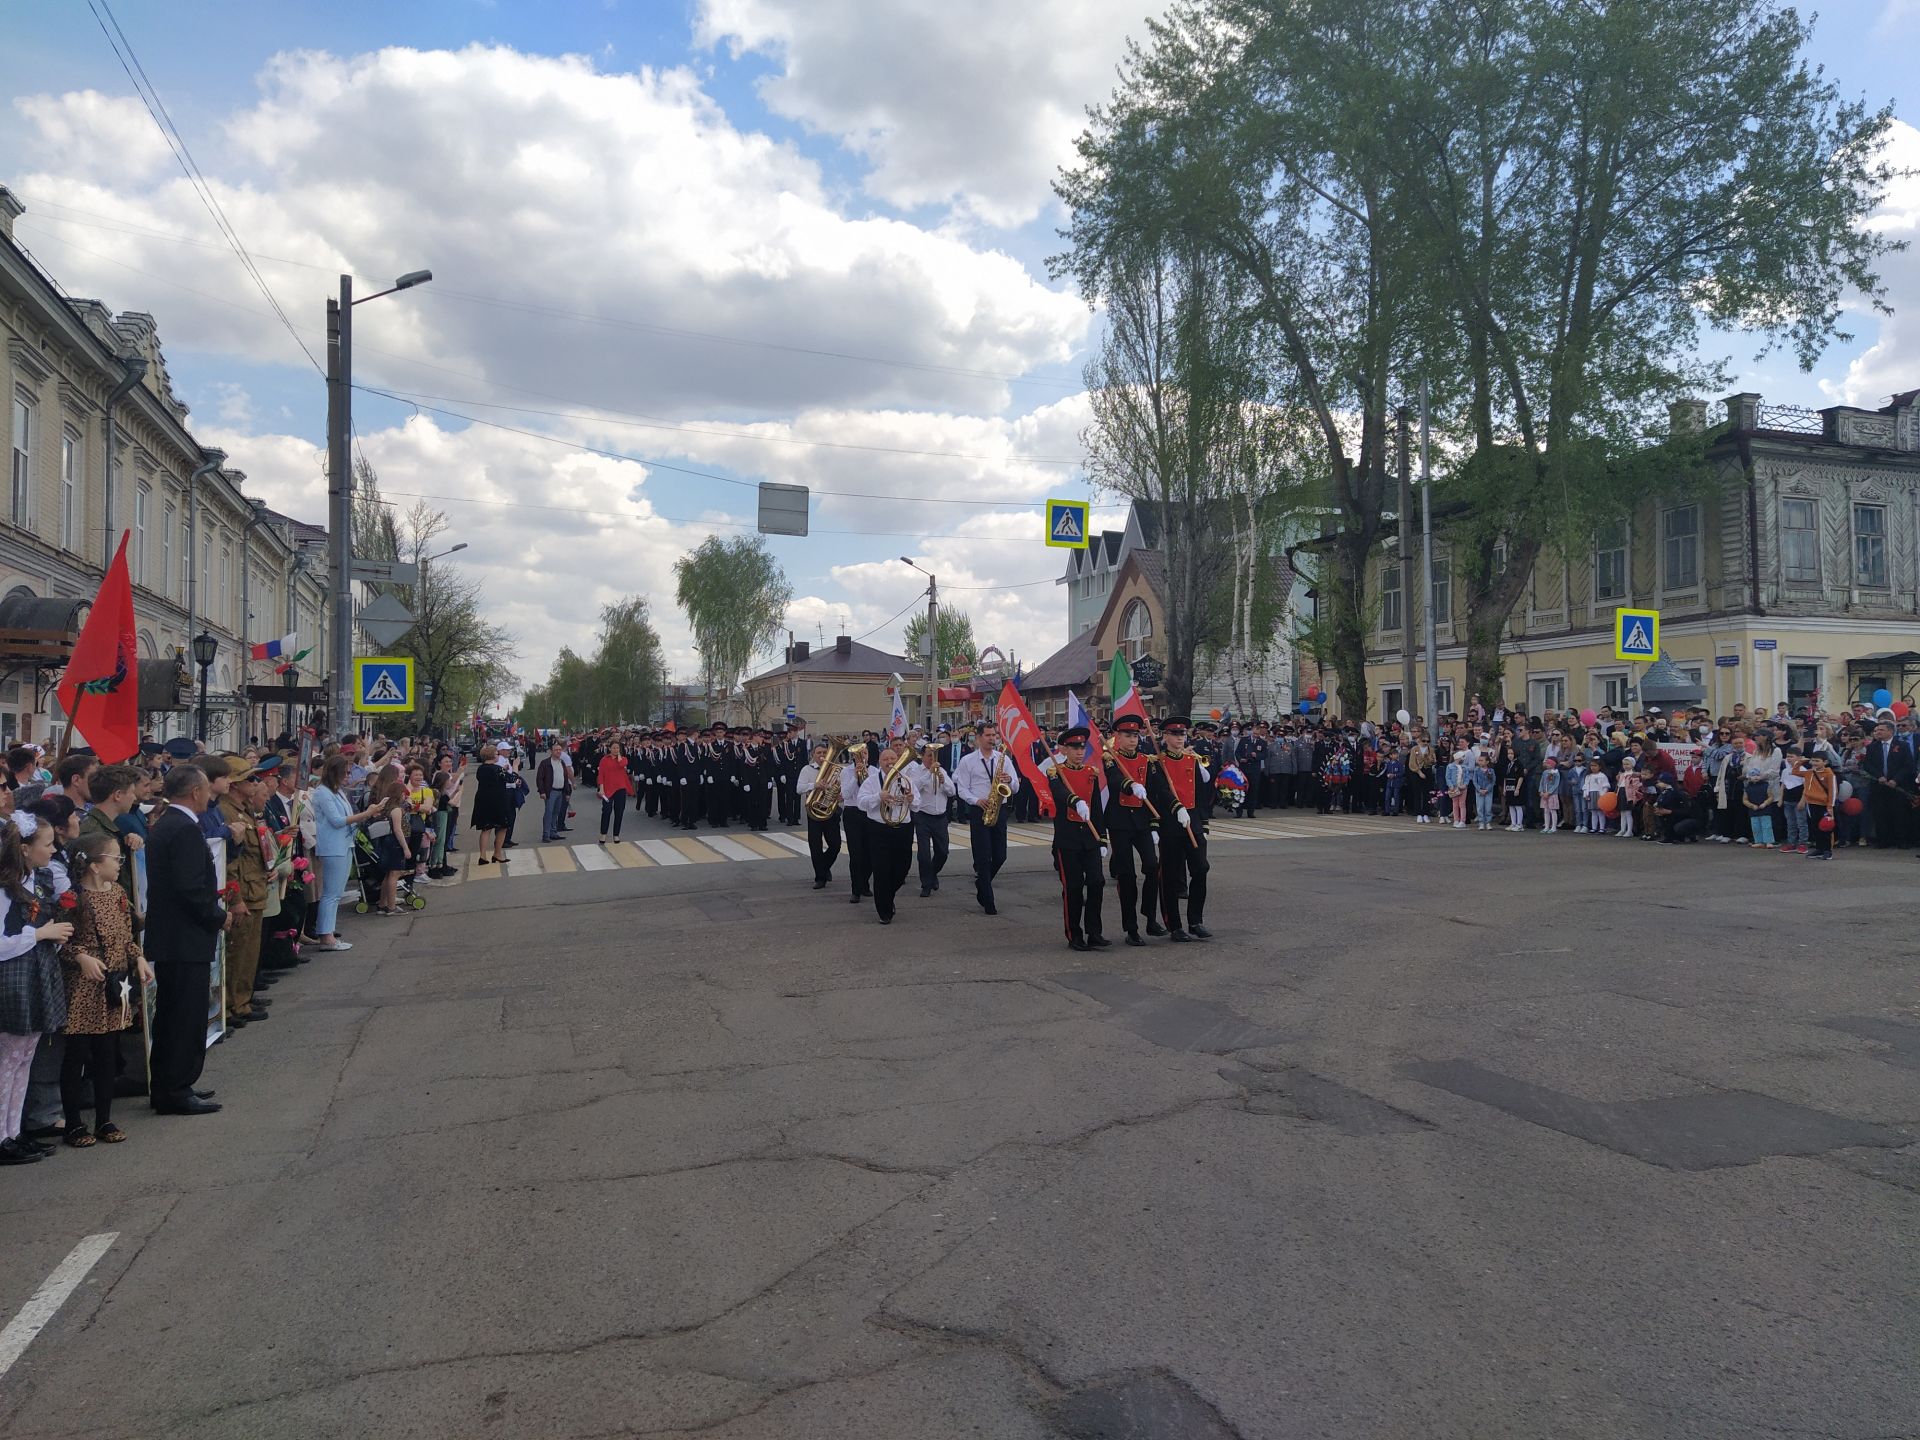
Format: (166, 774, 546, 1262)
(192, 630, 218, 744)
(899, 558, 936, 731)
(328, 267, 432, 740)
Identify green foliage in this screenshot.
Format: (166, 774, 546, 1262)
(901, 608, 977, 679)
(673, 536, 794, 706)
(517, 597, 668, 729)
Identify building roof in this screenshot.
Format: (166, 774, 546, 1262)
(745, 638, 924, 686)
(1021, 631, 1099, 693)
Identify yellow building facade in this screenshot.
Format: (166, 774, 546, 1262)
(1351, 390, 1920, 722)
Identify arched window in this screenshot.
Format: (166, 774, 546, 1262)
(1120, 599, 1153, 662)
(137, 630, 157, 658)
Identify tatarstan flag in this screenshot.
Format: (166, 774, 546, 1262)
(1109, 651, 1150, 724)
(56, 532, 140, 761)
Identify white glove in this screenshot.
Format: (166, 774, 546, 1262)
(1075, 799, 1091, 821)
(1197, 766, 1211, 783)
(1100, 845, 1110, 861)
(1150, 830, 1161, 847)
(1175, 806, 1191, 827)
(1130, 783, 1147, 800)
(679, 778, 688, 786)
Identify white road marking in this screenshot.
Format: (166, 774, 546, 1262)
(701, 835, 764, 862)
(768, 832, 812, 854)
(638, 840, 692, 866)
(571, 844, 618, 871)
(0, 1233, 117, 1378)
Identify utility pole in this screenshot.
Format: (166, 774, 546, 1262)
(1397, 405, 1415, 723)
(1419, 379, 1439, 728)
(923, 574, 937, 732)
(326, 274, 353, 739)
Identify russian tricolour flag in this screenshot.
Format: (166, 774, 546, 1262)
(250, 632, 296, 661)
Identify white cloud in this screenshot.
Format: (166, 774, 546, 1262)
(8, 44, 1090, 417)
(11, 91, 175, 181)
(696, 0, 1151, 228)
(1827, 120, 1920, 408)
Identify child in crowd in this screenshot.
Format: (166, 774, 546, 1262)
(1538, 759, 1562, 834)
(1803, 753, 1836, 860)
(1503, 770, 1525, 832)
(1382, 750, 1405, 817)
(0, 815, 76, 1165)
(1472, 757, 1497, 830)
(1779, 752, 1808, 855)
(1446, 754, 1469, 828)
(1581, 759, 1611, 833)
(1617, 766, 1642, 838)
(58, 833, 149, 1147)
(1744, 771, 1777, 848)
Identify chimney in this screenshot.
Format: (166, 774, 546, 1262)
(0, 187, 22, 242)
(1668, 398, 1708, 435)
(788, 640, 811, 663)
(1722, 392, 1761, 432)
(834, 635, 852, 657)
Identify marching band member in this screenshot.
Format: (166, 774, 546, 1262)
(839, 745, 874, 904)
(953, 726, 1018, 916)
(1044, 726, 1108, 951)
(856, 747, 917, 924)
(1102, 714, 1165, 945)
(797, 742, 842, 889)
(1147, 717, 1211, 941)
(906, 741, 956, 897)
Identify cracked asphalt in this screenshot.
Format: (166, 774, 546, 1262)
(2, 827, 1916, 1439)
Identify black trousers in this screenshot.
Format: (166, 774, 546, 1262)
(62, 1030, 120, 1128)
(843, 809, 872, 898)
(644, 782, 659, 818)
(968, 808, 1008, 910)
(1159, 824, 1210, 931)
(149, 960, 210, 1105)
(600, 789, 628, 837)
(707, 782, 729, 828)
(807, 813, 842, 884)
(777, 776, 799, 826)
(1107, 821, 1160, 935)
(914, 813, 950, 892)
(869, 823, 915, 921)
(1053, 844, 1104, 942)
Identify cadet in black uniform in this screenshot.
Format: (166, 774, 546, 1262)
(1102, 714, 1165, 946)
(1044, 726, 1109, 952)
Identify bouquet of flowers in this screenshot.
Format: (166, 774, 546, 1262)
(1215, 764, 1248, 813)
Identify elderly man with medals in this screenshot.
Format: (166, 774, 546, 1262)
(1146, 717, 1212, 942)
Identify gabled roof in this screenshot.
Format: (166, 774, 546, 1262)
(745, 640, 924, 686)
(1021, 631, 1098, 692)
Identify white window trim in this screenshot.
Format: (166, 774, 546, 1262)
(1778, 496, 1821, 586)
(1851, 500, 1889, 592)
(1589, 667, 1630, 712)
(59, 429, 80, 551)
(1379, 559, 1404, 636)
(1660, 503, 1701, 599)
(11, 388, 36, 531)
(1783, 657, 1825, 716)
(1526, 670, 1569, 715)
(1429, 549, 1454, 642)
(1591, 521, 1630, 619)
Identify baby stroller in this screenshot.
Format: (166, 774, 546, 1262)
(352, 827, 427, 913)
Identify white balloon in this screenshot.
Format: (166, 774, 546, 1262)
(1837, 780, 1853, 802)
(1396, 708, 1411, 726)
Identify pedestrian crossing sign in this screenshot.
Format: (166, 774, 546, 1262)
(353, 656, 415, 713)
(1044, 498, 1090, 549)
(1614, 607, 1660, 662)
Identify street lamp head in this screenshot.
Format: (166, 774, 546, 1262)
(395, 270, 433, 290)
(191, 630, 219, 669)
(449, 542, 467, 554)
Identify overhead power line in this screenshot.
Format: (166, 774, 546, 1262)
(82, 0, 323, 378)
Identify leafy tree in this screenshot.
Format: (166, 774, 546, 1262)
(673, 536, 793, 710)
(901, 607, 977, 679)
(516, 598, 667, 728)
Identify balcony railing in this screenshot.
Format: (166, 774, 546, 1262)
(1753, 402, 1823, 435)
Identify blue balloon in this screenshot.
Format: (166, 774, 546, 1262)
(1873, 688, 1893, 708)
(1297, 699, 1311, 714)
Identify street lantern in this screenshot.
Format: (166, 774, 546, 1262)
(192, 630, 218, 742)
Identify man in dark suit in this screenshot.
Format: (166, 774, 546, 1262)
(147, 765, 228, 1115)
(1862, 719, 1916, 849)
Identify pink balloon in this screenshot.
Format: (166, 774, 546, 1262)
(1579, 709, 1597, 726)
(1743, 738, 1757, 754)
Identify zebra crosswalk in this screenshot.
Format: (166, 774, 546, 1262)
(430, 812, 1411, 887)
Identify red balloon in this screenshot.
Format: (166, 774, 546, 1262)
(1596, 791, 1619, 814)
(1817, 814, 1837, 832)
(1841, 796, 1864, 817)
(1895, 701, 1912, 719)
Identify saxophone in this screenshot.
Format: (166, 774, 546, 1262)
(878, 748, 916, 828)
(980, 749, 1012, 826)
(805, 741, 846, 821)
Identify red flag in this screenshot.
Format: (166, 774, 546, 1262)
(56, 532, 140, 761)
(993, 679, 1055, 817)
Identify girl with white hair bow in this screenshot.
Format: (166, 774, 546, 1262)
(0, 812, 77, 1165)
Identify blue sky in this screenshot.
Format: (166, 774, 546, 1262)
(1, 0, 1912, 703)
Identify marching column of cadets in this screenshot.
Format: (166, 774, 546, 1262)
(0, 729, 471, 1164)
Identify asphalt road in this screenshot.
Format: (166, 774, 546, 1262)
(2, 812, 1916, 1439)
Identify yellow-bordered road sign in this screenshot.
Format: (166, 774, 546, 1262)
(353, 656, 415, 713)
(1045, 498, 1090, 549)
(1614, 608, 1660, 662)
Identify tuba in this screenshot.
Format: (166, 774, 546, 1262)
(806, 741, 846, 821)
(878, 747, 916, 827)
(980, 749, 1013, 826)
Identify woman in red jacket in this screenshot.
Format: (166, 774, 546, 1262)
(597, 740, 634, 844)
